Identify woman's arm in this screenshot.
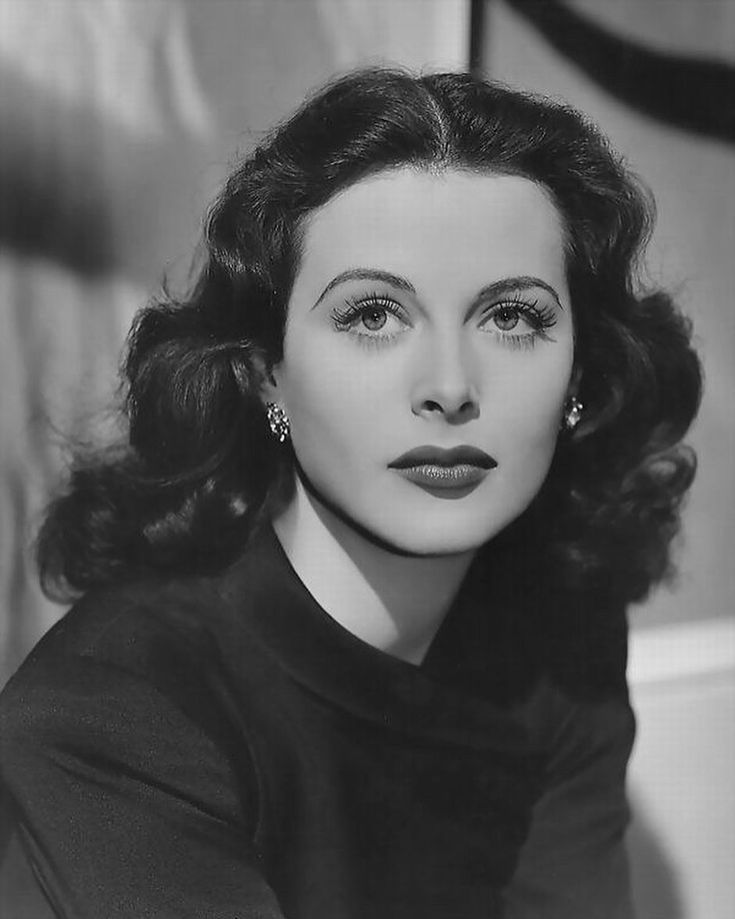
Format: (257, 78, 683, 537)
(503, 693, 636, 919)
(0, 650, 285, 919)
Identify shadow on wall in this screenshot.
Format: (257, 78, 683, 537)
(627, 789, 685, 919)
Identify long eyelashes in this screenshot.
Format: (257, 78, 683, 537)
(486, 295, 558, 331)
(331, 293, 409, 345)
(330, 292, 559, 349)
(332, 294, 404, 326)
(479, 295, 558, 349)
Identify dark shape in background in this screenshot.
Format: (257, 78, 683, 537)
(470, 0, 735, 144)
(0, 65, 208, 284)
(469, 0, 488, 77)
(0, 66, 116, 277)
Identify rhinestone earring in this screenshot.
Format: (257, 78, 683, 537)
(563, 395, 584, 431)
(266, 402, 290, 443)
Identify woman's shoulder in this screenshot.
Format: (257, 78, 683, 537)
(26, 521, 286, 673)
(0, 564, 266, 811)
(0, 558, 265, 756)
(11, 571, 230, 686)
(0, 571, 263, 887)
(0, 522, 306, 748)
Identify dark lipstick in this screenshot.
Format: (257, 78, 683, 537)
(388, 445, 497, 492)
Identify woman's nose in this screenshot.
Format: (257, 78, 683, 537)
(410, 336, 479, 423)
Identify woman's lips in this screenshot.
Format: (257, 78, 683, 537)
(388, 445, 498, 494)
(392, 463, 490, 490)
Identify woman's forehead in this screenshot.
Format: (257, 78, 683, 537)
(295, 168, 568, 302)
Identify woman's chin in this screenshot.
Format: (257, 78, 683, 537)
(363, 517, 504, 560)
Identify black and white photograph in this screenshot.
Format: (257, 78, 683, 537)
(0, 2, 733, 917)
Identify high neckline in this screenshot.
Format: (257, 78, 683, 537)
(217, 522, 543, 755)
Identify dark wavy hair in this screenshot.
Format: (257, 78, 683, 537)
(38, 68, 702, 606)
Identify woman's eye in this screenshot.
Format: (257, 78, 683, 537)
(490, 305, 522, 332)
(479, 298, 557, 348)
(361, 307, 389, 332)
(332, 296, 409, 342)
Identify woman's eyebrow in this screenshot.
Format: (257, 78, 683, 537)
(311, 270, 563, 311)
(472, 276, 564, 310)
(311, 268, 416, 309)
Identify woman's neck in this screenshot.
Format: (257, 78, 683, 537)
(271, 477, 476, 665)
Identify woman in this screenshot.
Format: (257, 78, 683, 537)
(0, 69, 701, 918)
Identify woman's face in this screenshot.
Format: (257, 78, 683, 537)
(268, 168, 575, 556)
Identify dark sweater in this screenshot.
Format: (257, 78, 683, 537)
(0, 524, 635, 918)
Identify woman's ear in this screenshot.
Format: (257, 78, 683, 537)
(567, 364, 583, 399)
(253, 352, 282, 407)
